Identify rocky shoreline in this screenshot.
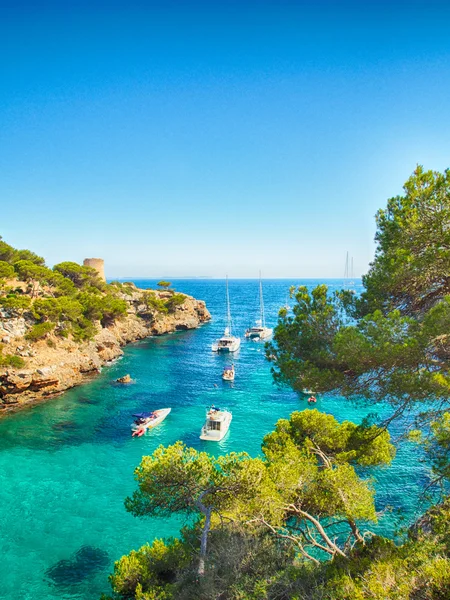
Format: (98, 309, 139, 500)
(0, 286, 210, 413)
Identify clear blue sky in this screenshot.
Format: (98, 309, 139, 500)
(1, 0, 450, 278)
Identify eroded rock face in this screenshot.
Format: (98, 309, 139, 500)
(0, 290, 210, 412)
(0, 316, 27, 339)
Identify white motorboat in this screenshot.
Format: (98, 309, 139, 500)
(245, 273, 272, 340)
(212, 277, 241, 353)
(131, 408, 171, 437)
(222, 364, 235, 381)
(200, 406, 232, 441)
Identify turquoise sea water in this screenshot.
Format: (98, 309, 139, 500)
(0, 279, 431, 600)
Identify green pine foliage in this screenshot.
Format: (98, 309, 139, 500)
(0, 295, 32, 313)
(103, 167, 450, 599)
(25, 322, 55, 341)
(165, 293, 186, 312)
(0, 237, 160, 347)
(142, 292, 168, 314)
(0, 261, 15, 280)
(0, 237, 45, 266)
(0, 346, 25, 368)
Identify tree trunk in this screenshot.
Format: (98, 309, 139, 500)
(198, 506, 212, 577)
(348, 518, 364, 544)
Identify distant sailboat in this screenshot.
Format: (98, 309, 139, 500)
(212, 277, 241, 352)
(245, 273, 273, 340)
(343, 251, 355, 291)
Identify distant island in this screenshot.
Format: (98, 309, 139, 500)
(0, 238, 210, 411)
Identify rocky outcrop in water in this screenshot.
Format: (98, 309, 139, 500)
(0, 288, 210, 412)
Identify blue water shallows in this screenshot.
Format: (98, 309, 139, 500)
(0, 279, 429, 600)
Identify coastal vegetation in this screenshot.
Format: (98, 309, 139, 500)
(104, 167, 450, 599)
(0, 238, 210, 411)
(0, 238, 190, 351)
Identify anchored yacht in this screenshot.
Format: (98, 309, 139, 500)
(200, 406, 232, 441)
(245, 274, 272, 340)
(212, 277, 241, 352)
(222, 364, 235, 381)
(131, 408, 171, 437)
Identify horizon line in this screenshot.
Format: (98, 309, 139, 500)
(108, 276, 364, 281)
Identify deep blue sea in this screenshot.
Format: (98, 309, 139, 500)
(0, 279, 430, 600)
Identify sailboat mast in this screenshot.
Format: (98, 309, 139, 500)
(344, 251, 349, 287)
(226, 276, 232, 334)
(259, 271, 265, 327)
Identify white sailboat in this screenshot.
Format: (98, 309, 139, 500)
(245, 274, 272, 340)
(212, 277, 241, 352)
(343, 251, 355, 291)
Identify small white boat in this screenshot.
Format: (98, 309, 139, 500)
(245, 323, 272, 340)
(200, 406, 232, 441)
(222, 364, 235, 381)
(213, 329, 241, 352)
(131, 408, 171, 437)
(245, 273, 272, 340)
(212, 276, 241, 353)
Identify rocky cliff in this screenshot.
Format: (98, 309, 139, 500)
(0, 285, 210, 412)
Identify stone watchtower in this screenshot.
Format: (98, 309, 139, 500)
(83, 258, 106, 282)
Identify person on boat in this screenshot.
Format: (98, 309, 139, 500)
(308, 396, 317, 403)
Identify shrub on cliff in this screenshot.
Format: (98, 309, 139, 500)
(165, 293, 186, 313)
(142, 292, 168, 314)
(12, 249, 45, 266)
(109, 281, 134, 296)
(0, 344, 26, 368)
(0, 239, 16, 263)
(0, 295, 32, 314)
(78, 292, 127, 325)
(53, 261, 105, 290)
(98, 295, 128, 324)
(0, 354, 25, 368)
(0, 261, 15, 280)
(32, 297, 83, 323)
(157, 281, 172, 290)
(0, 237, 44, 266)
(25, 322, 55, 341)
(71, 318, 98, 342)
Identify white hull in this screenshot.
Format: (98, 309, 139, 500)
(222, 368, 235, 381)
(212, 336, 241, 352)
(200, 409, 232, 441)
(132, 408, 171, 436)
(247, 276, 271, 341)
(213, 277, 239, 353)
(246, 326, 272, 340)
